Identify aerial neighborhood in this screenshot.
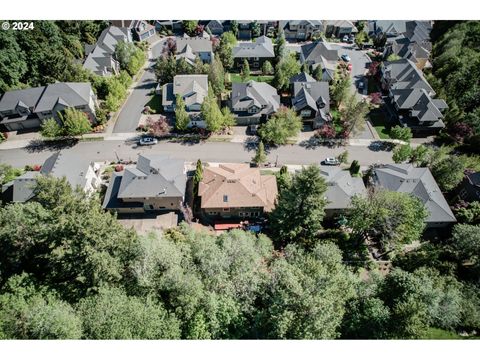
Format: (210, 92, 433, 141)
(0, 19, 479, 341)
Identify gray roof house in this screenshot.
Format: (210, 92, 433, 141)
(176, 35, 214, 65)
(230, 80, 280, 125)
(0, 82, 97, 132)
(162, 75, 208, 128)
(278, 20, 323, 41)
(372, 163, 456, 227)
(83, 25, 131, 76)
(289, 72, 316, 84)
(320, 166, 367, 217)
(102, 154, 186, 214)
(111, 20, 155, 41)
(292, 81, 331, 129)
(324, 20, 358, 38)
(454, 171, 480, 203)
(299, 41, 339, 81)
(233, 36, 275, 69)
(1, 151, 101, 203)
(205, 20, 226, 36)
(381, 59, 447, 134)
(368, 20, 408, 38)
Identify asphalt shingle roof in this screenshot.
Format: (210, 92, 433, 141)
(34, 83, 92, 113)
(233, 36, 275, 58)
(320, 166, 367, 210)
(231, 80, 280, 116)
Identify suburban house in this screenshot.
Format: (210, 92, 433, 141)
(175, 35, 214, 65)
(368, 20, 408, 39)
(454, 171, 480, 203)
(155, 20, 183, 33)
(103, 154, 186, 214)
(230, 80, 280, 125)
(278, 20, 323, 41)
(198, 163, 278, 221)
(299, 41, 339, 81)
(372, 164, 456, 228)
(111, 20, 156, 41)
(1, 151, 101, 203)
(233, 36, 275, 70)
(236, 21, 275, 40)
(380, 59, 447, 135)
(83, 25, 132, 76)
(383, 21, 432, 70)
(0, 82, 97, 132)
(205, 20, 226, 36)
(291, 81, 331, 129)
(289, 72, 316, 86)
(162, 74, 208, 127)
(324, 20, 358, 38)
(320, 166, 367, 218)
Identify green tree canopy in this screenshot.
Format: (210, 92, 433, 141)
(59, 107, 92, 137)
(258, 107, 302, 145)
(390, 125, 413, 143)
(269, 165, 328, 247)
(175, 94, 190, 131)
(431, 156, 465, 191)
(393, 144, 413, 163)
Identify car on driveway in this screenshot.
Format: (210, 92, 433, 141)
(247, 124, 259, 135)
(341, 54, 351, 62)
(322, 157, 340, 166)
(357, 81, 365, 90)
(138, 136, 158, 146)
(342, 35, 349, 42)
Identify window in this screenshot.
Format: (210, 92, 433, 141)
(300, 109, 311, 118)
(223, 208, 230, 212)
(208, 211, 218, 215)
(223, 195, 228, 202)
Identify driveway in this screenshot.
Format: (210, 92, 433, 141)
(112, 38, 167, 133)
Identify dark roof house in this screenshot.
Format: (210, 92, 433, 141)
(233, 35, 275, 60)
(372, 163, 456, 227)
(299, 41, 339, 81)
(278, 20, 323, 41)
(162, 74, 208, 115)
(291, 81, 331, 128)
(103, 154, 186, 213)
(230, 80, 280, 125)
(176, 36, 214, 64)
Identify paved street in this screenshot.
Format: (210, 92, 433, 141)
(112, 38, 167, 133)
(0, 139, 393, 169)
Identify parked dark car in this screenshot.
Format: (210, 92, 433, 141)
(248, 124, 259, 135)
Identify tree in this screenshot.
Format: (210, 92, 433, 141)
(390, 125, 412, 142)
(269, 165, 328, 247)
(115, 41, 145, 76)
(0, 164, 24, 187)
(201, 91, 224, 133)
(410, 144, 429, 166)
(393, 144, 413, 163)
(252, 141, 267, 165)
(450, 224, 480, 276)
(454, 201, 480, 224)
(274, 53, 301, 92)
(77, 287, 181, 339)
(59, 108, 92, 137)
(275, 165, 292, 193)
(182, 21, 198, 36)
(275, 30, 286, 60)
(193, 159, 203, 188)
(258, 106, 302, 145)
(330, 69, 351, 107)
(40, 118, 63, 139)
(241, 59, 250, 81)
(230, 20, 239, 37)
(221, 107, 236, 129)
(0, 31, 28, 91)
(386, 54, 401, 62)
(251, 21, 261, 38)
(431, 156, 465, 192)
(338, 151, 349, 164)
(312, 65, 323, 81)
(354, 31, 369, 48)
(146, 116, 170, 137)
(262, 60, 273, 75)
(315, 124, 336, 139)
(175, 94, 190, 131)
(301, 62, 310, 74)
(208, 55, 225, 96)
(348, 190, 428, 257)
(340, 94, 370, 136)
(217, 32, 236, 70)
(256, 243, 355, 339)
(155, 55, 177, 84)
(349, 160, 360, 176)
(0, 274, 82, 339)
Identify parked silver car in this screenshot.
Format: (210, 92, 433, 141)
(138, 137, 158, 146)
(322, 157, 340, 166)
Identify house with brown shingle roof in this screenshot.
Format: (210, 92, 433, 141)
(198, 163, 278, 221)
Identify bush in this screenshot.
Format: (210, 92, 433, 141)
(349, 160, 360, 175)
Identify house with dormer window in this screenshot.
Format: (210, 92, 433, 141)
(230, 80, 280, 125)
(291, 80, 331, 129)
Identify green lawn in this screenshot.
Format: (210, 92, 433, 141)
(228, 73, 274, 85)
(369, 111, 391, 139)
(145, 94, 162, 114)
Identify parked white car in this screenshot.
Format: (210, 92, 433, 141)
(322, 157, 340, 166)
(138, 137, 158, 146)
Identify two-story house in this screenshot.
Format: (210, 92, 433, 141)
(324, 20, 358, 38)
(299, 41, 339, 81)
(291, 81, 331, 129)
(103, 154, 186, 214)
(1, 151, 101, 203)
(380, 59, 447, 135)
(233, 36, 275, 70)
(230, 80, 280, 125)
(198, 163, 278, 222)
(111, 20, 156, 41)
(278, 20, 323, 41)
(175, 35, 214, 65)
(83, 25, 132, 76)
(0, 82, 97, 132)
(162, 75, 208, 128)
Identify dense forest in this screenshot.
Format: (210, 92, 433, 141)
(0, 168, 478, 340)
(428, 21, 480, 151)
